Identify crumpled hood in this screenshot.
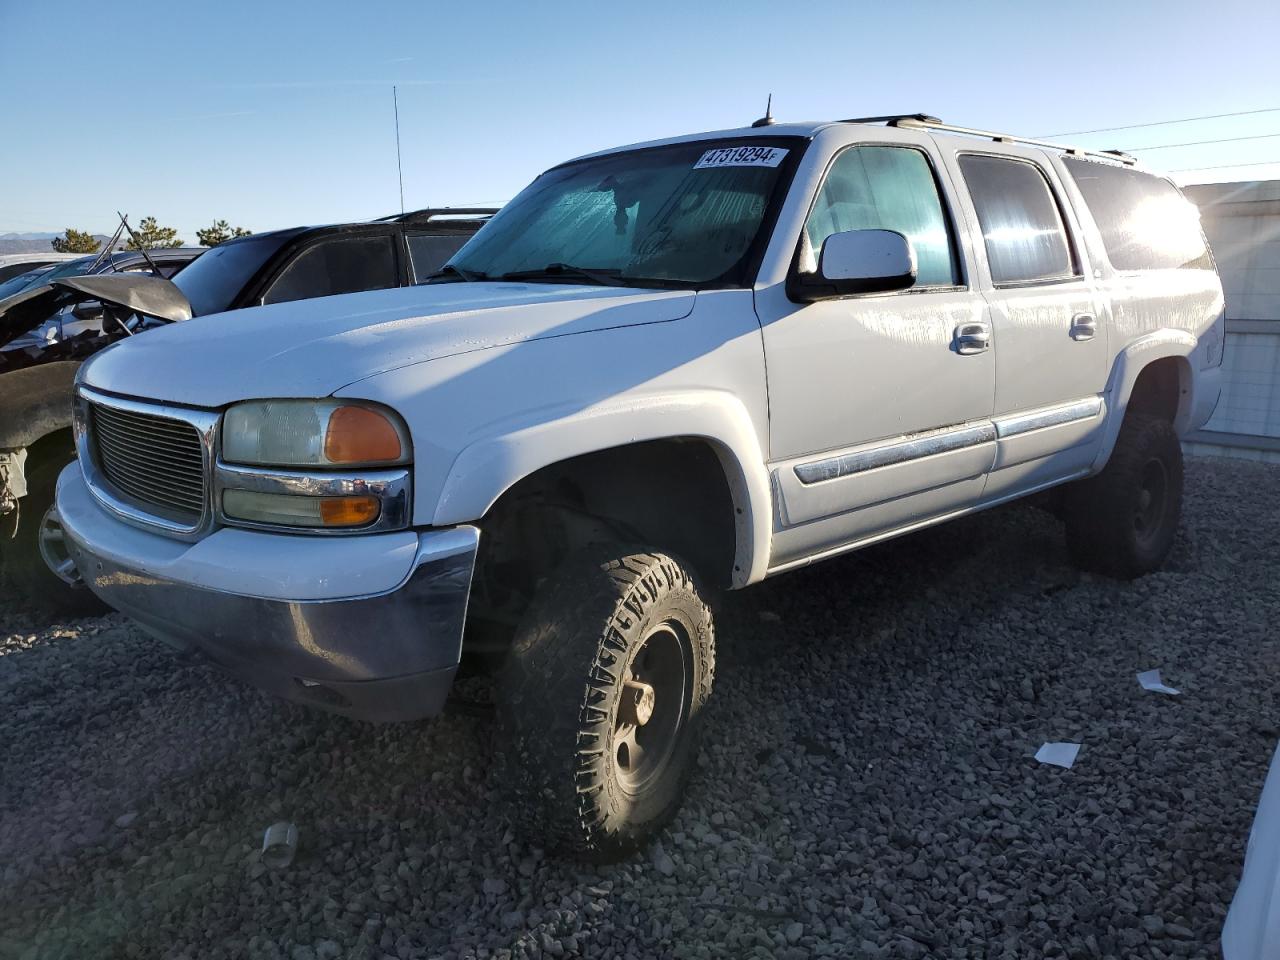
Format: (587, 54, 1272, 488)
(0, 274, 192, 348)
(82, 282, 695, 407)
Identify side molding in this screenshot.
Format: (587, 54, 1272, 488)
(430, 391, 773, 587)
(795, 422, 996, 485)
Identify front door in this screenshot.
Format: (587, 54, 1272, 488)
(755, 129, 996, 571)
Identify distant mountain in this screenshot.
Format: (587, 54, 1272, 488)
(0, 231, 114, 255)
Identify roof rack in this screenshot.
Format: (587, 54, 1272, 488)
(376, 207, 499, 223)
(839, 114, 1137, 166)
(840, 113, 941, 126)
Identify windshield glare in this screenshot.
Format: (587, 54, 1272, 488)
(449, 139, 799, 287)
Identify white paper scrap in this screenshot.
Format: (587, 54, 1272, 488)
(1137, 669, 1181, 696)
(1035, 742, 1081, 769)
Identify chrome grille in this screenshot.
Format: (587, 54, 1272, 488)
(89, 402, 206, 522)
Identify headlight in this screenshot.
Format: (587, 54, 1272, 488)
(222, 399, 411, 467)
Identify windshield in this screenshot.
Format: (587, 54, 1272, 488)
(447, 138, 802, 288)
(172, 234, 288, 316)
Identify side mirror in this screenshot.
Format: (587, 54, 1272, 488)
(793, 229, 918, 301)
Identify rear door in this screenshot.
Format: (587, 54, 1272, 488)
(941, 146, 1110, 500)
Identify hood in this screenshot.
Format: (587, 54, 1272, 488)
(81, 282, 695, 407)
(0, 274, 192, 347)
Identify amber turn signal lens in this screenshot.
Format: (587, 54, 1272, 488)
(324, 406, 403, 464)
(319, 496, 380, 527)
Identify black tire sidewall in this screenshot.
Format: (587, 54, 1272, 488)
(496, 548, 715, 860)
(596, 585, 708, 830)
(1065, 414, 1184, 579)
(1126, 429, 1183, 569)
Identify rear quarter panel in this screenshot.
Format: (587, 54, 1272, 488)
(1047, 155, 1226, 447)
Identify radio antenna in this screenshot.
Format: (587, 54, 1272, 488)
(393, 85, 405, 215)
(751, 93, 775, 128)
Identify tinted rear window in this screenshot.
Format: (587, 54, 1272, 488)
(262, 235, 398, 306)
(1062, 158, 1211, 271)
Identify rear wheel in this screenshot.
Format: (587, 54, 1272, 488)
(1063, 413, 1183, 579)
(6, 454, 107, 617)
(496, 548, 715, 861)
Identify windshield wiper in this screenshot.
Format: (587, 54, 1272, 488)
(422, 263, 487, 283)
(498, 263, 626, 287)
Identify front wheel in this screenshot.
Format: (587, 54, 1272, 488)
(1063, 413, 1184, 580)
(496, 548, 715, 862)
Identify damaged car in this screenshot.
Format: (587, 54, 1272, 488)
(0, 209, 494, 613)
(1, 247, 204, 370)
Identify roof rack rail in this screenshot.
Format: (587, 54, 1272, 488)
(887, 117, 1137, 166)
(388, 206, 499, 222)
(837, 114, 1136, 166)
(373, 207, 498, 223)
(840, 113, 942, 125)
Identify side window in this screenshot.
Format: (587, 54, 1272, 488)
(1061, 157, 1211, 271)
(262, 235, 397, 306)
(407, 233, 470, 281)
(802, 146, 959, 286)
(959, 155, 1074, 285)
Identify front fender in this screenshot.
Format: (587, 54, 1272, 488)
(1093, 330, 1199, 470)
(432, 390, 772, 587)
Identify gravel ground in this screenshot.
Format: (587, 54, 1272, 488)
(2, 455, 1278, 960)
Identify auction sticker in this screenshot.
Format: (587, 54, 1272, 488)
(694, 146, 788, 169)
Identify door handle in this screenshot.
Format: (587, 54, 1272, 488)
(1070, 313, 1097, 341)
(954, 321, 991, 355)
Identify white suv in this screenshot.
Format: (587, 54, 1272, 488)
(57, 113, 1224, 860)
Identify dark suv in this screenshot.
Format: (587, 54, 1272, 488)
(171, 208, 496, 317)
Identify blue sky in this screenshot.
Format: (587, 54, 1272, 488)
(2, 0, 1278, 241)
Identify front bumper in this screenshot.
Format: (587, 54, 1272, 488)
(56, 464, 478, 722)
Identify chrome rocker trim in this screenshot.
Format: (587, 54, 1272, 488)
(794, 422, 997, 485)
(994, 396, 1103, 438)
(792, 396, 1103, 487)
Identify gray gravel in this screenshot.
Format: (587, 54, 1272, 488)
(3, 455, 1278, 960)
